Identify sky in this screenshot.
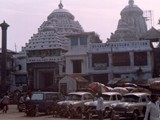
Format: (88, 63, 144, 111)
(0, 0, 160, 52)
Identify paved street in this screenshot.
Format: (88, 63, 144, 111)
(1, 105, 110, 120)
(0, 104, 70, 120)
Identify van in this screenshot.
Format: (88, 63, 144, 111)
(27, 91, 65, 116)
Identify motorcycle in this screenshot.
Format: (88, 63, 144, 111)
(26, 104, 38, 116)
(17, 102, 25, 112)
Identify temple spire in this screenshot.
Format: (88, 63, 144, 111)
(128, 0, 134, 6)
(58, 0, 63, 9)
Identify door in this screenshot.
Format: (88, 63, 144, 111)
(60, 83, 67, 95)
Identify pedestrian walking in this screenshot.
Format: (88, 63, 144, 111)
(144, 94, 160, 120)
(96, 93, 104, 120)
(2, 93, 10, 113)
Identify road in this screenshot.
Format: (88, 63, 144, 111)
(1, 105, 110, 120)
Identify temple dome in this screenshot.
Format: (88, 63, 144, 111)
(23, 1, 83, 52)
(48, 1, 74, 20)
(121, 0, 143, 16)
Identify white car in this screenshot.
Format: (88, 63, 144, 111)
(110, 92, 150, 120)
(83, 92, 122, 119)
(57, 92, 94, 116)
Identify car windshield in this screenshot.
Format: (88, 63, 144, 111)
(102, 95, 110, 100)
(121, 95, 139, 102)
(31, 93, 43, 100)
(68, 94, 82, 101)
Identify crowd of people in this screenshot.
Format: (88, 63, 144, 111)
(0, 91, 31, 114)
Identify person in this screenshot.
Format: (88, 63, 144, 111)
(25, 94, 30, 102)
(2, 93, 10, 113)
(25, 94, 30, 110)
(144, 94, 160, 120)
(19, 94, 25, 104)
(96, 93, 104, 120)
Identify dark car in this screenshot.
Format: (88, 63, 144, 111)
(26, 91, 65, 116)
(110, 92, 150, 120)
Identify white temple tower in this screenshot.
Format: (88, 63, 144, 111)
(22, 2, 84, 90)
(109, 0, 147, 42)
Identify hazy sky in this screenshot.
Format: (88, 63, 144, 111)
(0, 0, 160, 52)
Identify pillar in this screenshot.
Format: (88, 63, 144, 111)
(0, 21, 9, 92)
(129, 51, 134, 66)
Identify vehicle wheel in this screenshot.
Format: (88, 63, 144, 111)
(83, 112, 92, 119)
(84, 114, 89, 119)
(104, 107, 110, 118)
(19, 109, 22, 112)
(45, 107, 50, 115)
(110, 110, 120, 120)
(34, 108, 39, 117)
(77, 107, 82, 113)
(132, 110, 139, 120)
(76, 107, 82, 118)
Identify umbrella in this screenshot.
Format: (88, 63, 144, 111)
(89, 82, 107, 93)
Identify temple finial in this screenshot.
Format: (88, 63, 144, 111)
(58, 0, 63, 9)
(128, 0, 134, 6)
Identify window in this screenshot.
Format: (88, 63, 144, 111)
(134, 52, 147, 66)
(112, 95, 116, 100)
(92, 53, 108, 64)
(68, 94, 82, 100)
(46, 94, 58, 100)
(15, 75, 27, 85)
(117, 95, 122, 100)
(112, 52, 130, 66)
(72, 60, 82, 73)
(62, 66, 65, 73)
(141, 97, 146, 102)
(102, 95, 110, 100)
(71, 37, 78, 46)
(80, 36, 87, 45)
(84, 94, 93, 100)
(31, 93, 43, 100)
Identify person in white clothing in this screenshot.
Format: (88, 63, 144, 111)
(144, 94, 160, 120)
(25, 94, 30, 110)
(2, 93, 10, 113)
(96, 93, 104, 120)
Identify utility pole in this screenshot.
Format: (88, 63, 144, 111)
(0, 21, 9, 93)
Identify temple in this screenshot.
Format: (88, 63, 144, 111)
(11, 0, 159, 92)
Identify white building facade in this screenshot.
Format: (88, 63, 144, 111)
(13, 0, 154, 91)
(64, 0, 153, 85)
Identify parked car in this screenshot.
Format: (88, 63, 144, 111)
(26, 91, 65, 116)
(57, 92, 94, 118)
(110, 92, 150, 120)
(83, 92, 122, 119)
